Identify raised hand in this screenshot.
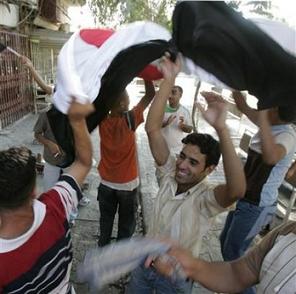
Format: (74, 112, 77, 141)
(159, 53, 182, 82)
(197, 91, 227, 131)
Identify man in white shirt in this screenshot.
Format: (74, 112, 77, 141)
(161, 85, 193, 156)
(127, 54, 246, 293)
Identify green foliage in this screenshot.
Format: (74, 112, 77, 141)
(88, 0, 175, 29)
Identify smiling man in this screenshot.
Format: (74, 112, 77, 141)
(127, 55, 246, 294)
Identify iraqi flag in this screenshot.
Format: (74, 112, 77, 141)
(52, 21, 172, 115)
(48, 2, 296, 167)
(48, 22, 174, 166)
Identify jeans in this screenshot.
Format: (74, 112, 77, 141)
(220, 200, 266, 294)
(127, 263, 192, 294)
(97, 183, 138, 246)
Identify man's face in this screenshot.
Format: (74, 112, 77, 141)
(175, 144, 214, 189)
(168, 87, 182, 108)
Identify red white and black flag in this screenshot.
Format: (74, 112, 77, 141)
(47, 1, 296, 167)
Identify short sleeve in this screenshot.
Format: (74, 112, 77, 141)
(49, 174, 82, 220)
(200, 188, 226, 218)
(275, 131, 296, 155)
(155, 155, 177, 183)
(240, 222, 289, 278)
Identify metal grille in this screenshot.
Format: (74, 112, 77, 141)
(0, 30, 34, 129)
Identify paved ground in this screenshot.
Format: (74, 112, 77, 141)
(1, 106, 295, 294)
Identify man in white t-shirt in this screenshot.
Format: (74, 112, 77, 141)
(161, 85, 193, 155)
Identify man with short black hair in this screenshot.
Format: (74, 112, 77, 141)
(0, 101, 94, 293)
(161, 85, 193, 156)
(97, 80, 155, 247)
(128, 55, 246, 293)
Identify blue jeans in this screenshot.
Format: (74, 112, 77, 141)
(97, 183, 138, 246)
(127, 264, 192, 294)
(220, 200, 266, 294)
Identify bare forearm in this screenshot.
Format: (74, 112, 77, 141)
(145, 79, 174, 133)
(27, 64, 52, 95)
(258, 113, 285, 165)
(232, 91, 258, 125)
(259, 118, 276, 161)
(139, 80, 155, 109)
(70, 120, 92, 168)
(35, 133, 54, 149)
(188, 259, 251, 293)
(217, 127, 246, 201)
(68, 119, 92, 185)
(289, 161, 296, 174)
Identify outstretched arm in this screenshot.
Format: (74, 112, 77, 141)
(137, 80, 155, 110)
(67, 101, 95, 186)
(20, 55, 53, 95)
(161, 246, 257, 293)
(145, 55, 181, 165)
(232, 91, 259, 126)
(198, 92, 246, 207)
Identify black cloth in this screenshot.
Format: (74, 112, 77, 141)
(48, 1, 296, 167)
(48, 40, 174, 166)
(172, 1, 296, 110)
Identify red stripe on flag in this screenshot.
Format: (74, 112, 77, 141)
(80, 28, 114, 47)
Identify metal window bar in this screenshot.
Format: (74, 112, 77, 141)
(0, 30, 34, 129)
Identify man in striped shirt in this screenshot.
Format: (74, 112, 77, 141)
(0, 101, 94, 293)
(158, 221, 296, 294)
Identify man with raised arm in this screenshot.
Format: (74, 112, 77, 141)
(0, 101, 94, 293)
(97, 80, 155, 246)
(127, 55, 246, 293)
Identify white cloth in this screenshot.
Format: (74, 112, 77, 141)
(161, 104, 191, 155)
(100, 178, 139, 191)
(53, 21, 171, 114)
(77, 238, 174, 291)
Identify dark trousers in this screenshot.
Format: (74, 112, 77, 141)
(97, 183, 138, 247)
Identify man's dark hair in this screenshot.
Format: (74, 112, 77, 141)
(181, 133, 221, 167)
(278, 106, 296, 123)
(174, 85, 183, 96)
(0, 147, 36, 210)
